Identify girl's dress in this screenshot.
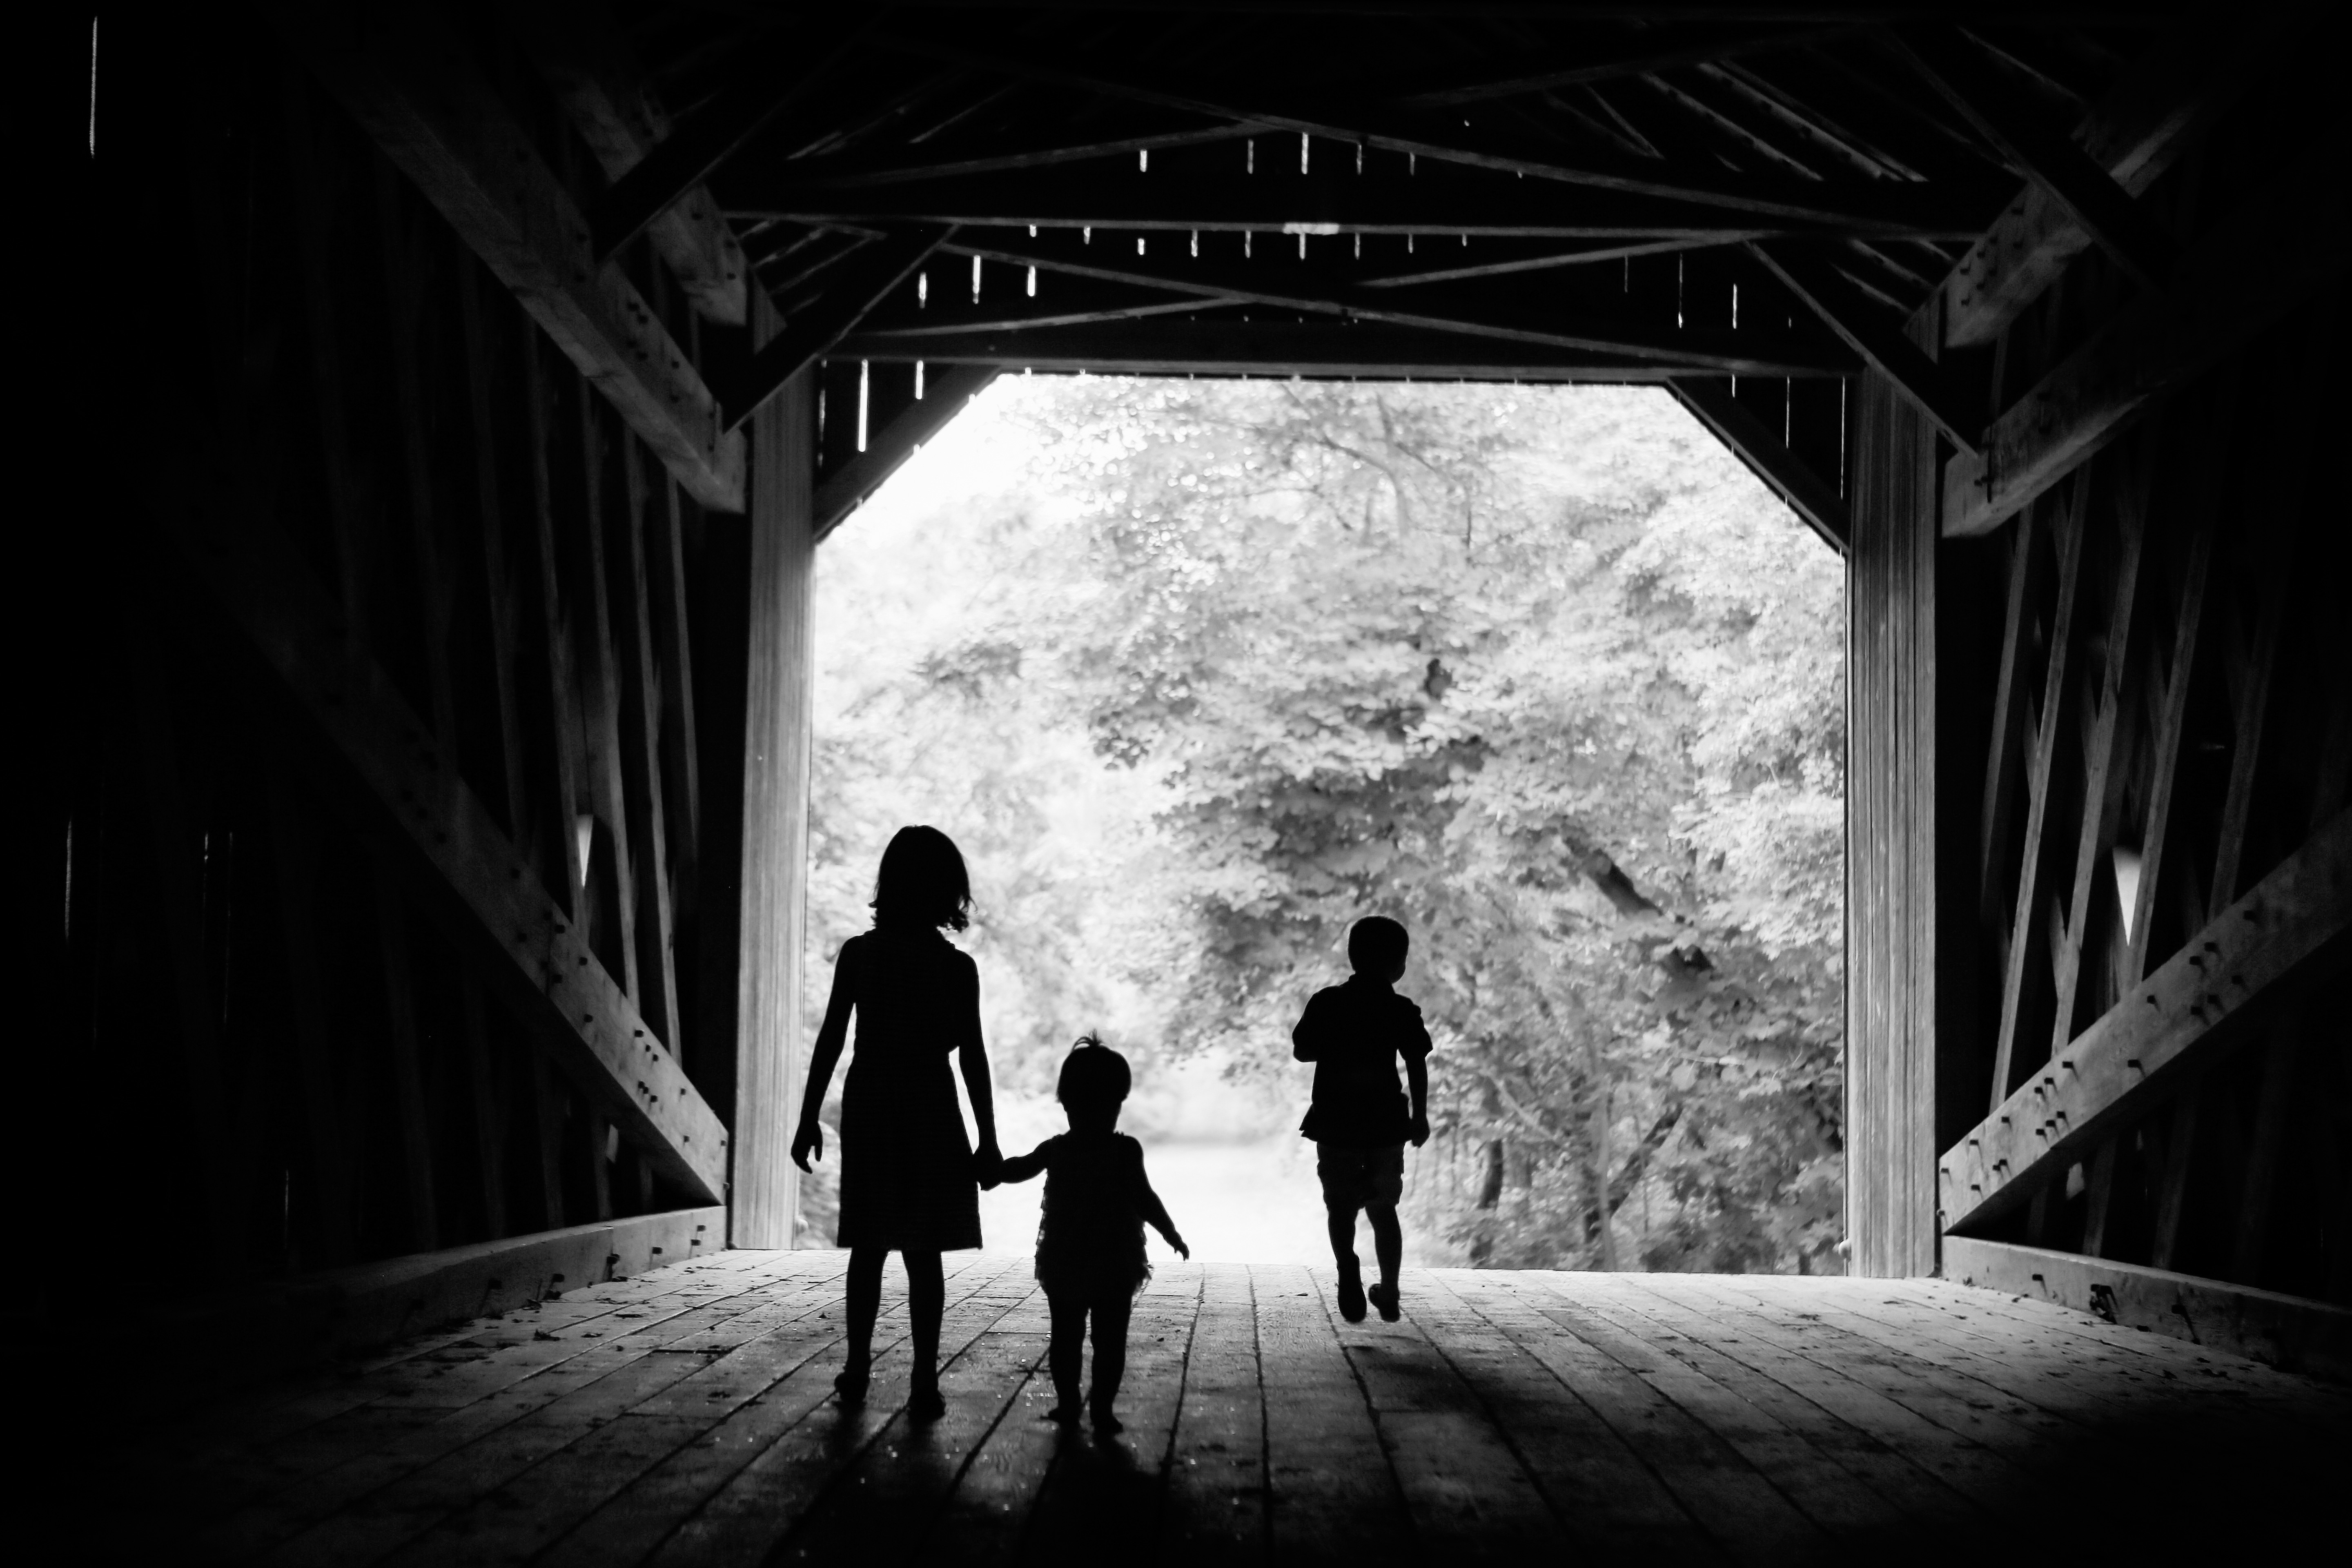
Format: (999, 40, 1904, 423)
(832, 923, 983, 1252)
(1029, 1132, 1157, 1299)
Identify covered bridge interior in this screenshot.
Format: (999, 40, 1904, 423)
(58, 2, 2351, 1561)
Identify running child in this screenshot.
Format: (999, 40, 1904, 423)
(1292, 915, 1432, 1322)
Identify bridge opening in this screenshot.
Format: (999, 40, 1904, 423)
(801, 374, 1845, 1273)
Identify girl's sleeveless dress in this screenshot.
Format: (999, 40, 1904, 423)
(1033, 1132, 1152, 1299)
(834, 924, 983, 1252)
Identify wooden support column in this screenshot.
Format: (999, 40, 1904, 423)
(1845, 366, 1939, 1277)
(730, 302, 818, 1249)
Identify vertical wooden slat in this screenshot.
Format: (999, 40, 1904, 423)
(1977, 509, 2040, 924)
(460, 982, 509, 1240)
(616, 436, 686, 1052)
(578, 398, 645, 1001)
(530, 1050, 567, 1230)
(2079, 1136, 2120, 1258)
(2045, 449, 2152, 1056)
(730, 306, 818, 1250)
(2149, 1092, 2200, 1273)
(1985, 474, 2091, 1113)
(2230, 1016, 2303, 1285)
(648, 478, 702, 901)
(262, 757, 354, 1265)
(456, 257, 535, 851)
(522, 337, 590, 917)
(2125, 523, 2214, 986)
(1845, 368, 1936, 1278)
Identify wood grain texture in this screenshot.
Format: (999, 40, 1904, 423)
(121, 1254, 2352, 1566)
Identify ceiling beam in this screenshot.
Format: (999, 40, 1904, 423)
(283, 0, 744, 512)
(504, 0, 750, 323)
(1942, 136, 2352, 537)
(814, 364, 1000, 540)
(726, 162, 1985, 241)
(785, 121, 1262, 186)
(1357, 234, 1767, 287)
(1891, 27, 2177, 292)
(878, 36, 1991, 234)
(944, 233, 1854, 374)
(1936, 13, 2301, 346)
(588, 14, 881, 264)
(1668, 377, 1848, 552)
(723, 226, 953, 430)
(1940, 807, 2352, 1235)
(1392, 25, 1854, 107)
(1747, 240, 1980, 452)
(840, 317, 1727, 379)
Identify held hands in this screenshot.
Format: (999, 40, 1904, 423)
(790, 1120, 824, 1173)
(976, 1142, 1004, 1191)
(1410, 1112, 1431, 1148)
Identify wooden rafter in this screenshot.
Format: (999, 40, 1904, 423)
(283, 1, 746, 512)
(1746, 241, 1980, 452)
(936, 235, 1849, 376)
(815, 364, 1001, 541)
(876, 36, 1993, 234)
(840, 318, 1677, 378)
(726, 165, 1987, 241)
(1940, 806, 2352, 1234)
(1942, 131, 2352, 537)
(724, 226, 954, 430)
(1892, 27, 2178, 293)
(1666, 378, 1848, 553)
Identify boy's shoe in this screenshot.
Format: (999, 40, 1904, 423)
(833, 1365, 870, 1405)
(1336, 1268, 1368, 1323)
(1367, 1283, 1401, 1322)
(1091, 1404, 1124, 1436)
(1045, 1403, 1081, 1425)
(908, 1384, 947, 1421)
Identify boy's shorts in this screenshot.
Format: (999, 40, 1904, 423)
(1316, 1141, 1405, 1213)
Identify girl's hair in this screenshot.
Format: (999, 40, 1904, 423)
(1056, 1034, 1131, 1111)
(870, 825, 973, 931)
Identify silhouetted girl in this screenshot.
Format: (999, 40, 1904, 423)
(998, 1037, 1187, 1434)
(793, 825, 1003, 1421)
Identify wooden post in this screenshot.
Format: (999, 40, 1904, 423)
(729, 308, 817, 1250)
(1844, 367, 1939, 1278)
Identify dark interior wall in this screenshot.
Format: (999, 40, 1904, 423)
(1931, 78, 2352, 1301)
(62, 8, 756, 1288)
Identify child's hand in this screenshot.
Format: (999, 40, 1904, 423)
(1170, 1234, 1190, 1261)
(1410, 1113, 1431, 1148)
(976, 1143, 1004, 1190)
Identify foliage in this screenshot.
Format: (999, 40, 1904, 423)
(806, 376, 1845, 1271)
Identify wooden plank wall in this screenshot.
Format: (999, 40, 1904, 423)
(1844, 368, 1939, 1278)
(67, 11, 794, 1291)
(1929, 71, 2352, 1308)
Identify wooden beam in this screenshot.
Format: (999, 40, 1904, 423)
(1666, 378, 1847, 553)
(1746, 241, 1979, 452)
(1940, 805, 2352, 1234)
(1392, 25, 1848, 107)
(505, 0, 751, 323)
(949, 234, 1849, 375)
(616, 437, 687, 1055)
(1891, 27, 2178, 293)
(1976, 509, 2039, 932)
(1941, 17, 2304, 347)
(784, 122, 1259, 187)
(728, 165, 1987, 241)
(163, 508, 731, 1206)
(2231, 1018, 2305, 1284)
(722, 226, 952, 431)
(839, 318, 1692, 378)
(1984, 479, 2089, 1112)
(815, 364, 1000, 541)
(879, 36, 1987, 234)
(283, 0, 745, 512)
(731, 345, 817, 1249)
(1358, 234, 1768, 288)
(1942, 1236, 2352, 1383)
(584, 17, 876, 267)
(1940, 136, 2352, 537)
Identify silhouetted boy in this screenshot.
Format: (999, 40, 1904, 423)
(998, 1037, 1188, 1434)
(1292, 916, 1431, 1322)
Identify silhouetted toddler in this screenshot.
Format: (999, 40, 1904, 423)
(998, 1037, 1187, 1434)
(1293, 915, 1432, 1323)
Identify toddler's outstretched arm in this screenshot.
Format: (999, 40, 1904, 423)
(1133, 1156, 1189, 1259)
(997, 1140, 1054, 1184)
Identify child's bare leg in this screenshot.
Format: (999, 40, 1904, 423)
(1045, 1291, 1086, 1417)
(1325, 1206, 1360, 1271)
(904, 1249, 945, 1402)
(1088, 1292, 1133, 1430)
(1368, 1203, 1403, 1290)
(842, 1246, 886, 1390)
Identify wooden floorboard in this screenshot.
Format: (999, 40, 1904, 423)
(118, 1257, 2350, 1565)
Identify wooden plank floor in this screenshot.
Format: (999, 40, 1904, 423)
(118, 1252, 2351, 1565)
